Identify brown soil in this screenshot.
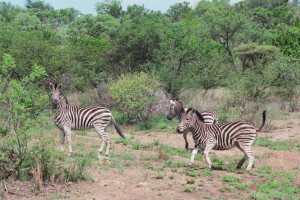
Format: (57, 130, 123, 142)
(2, 113, 300, 200)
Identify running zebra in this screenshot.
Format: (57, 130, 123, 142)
(176, 108, 266, 170)
(167, 99, 218, 149)
(49, 83, 125, 161)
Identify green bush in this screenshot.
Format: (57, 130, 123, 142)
(0, 55, 90, 184)
(109, 72, 160, 122)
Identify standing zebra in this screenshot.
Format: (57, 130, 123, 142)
(176, 108, 266, 170)
(167, 99, 218, 149)
(49, 83, 125, 162)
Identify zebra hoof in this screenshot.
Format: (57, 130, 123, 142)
(187, 163, 193, 168)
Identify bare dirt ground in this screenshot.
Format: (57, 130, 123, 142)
(3, 112, 300, 200)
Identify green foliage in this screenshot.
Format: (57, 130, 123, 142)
(0, 53, 15, 77)
(233, 43, 280, 71)
(95, 0, 122, 18)
(253, 137, 297, 151)
(222, 175, 248, 190)
(0, 0, 300, 191)
(183, 186, 195, 193)
(0, 55, 52, 181)
(186, 177, 195, 184)
(153, 173, 164, 179)
(109, 72, 160, 122)
(13, 12, 41, 29)
(250, 166, 300, 199)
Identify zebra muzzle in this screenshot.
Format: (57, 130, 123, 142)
(176, 127, 183, 133)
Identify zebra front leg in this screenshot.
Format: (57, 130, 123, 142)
(64, 127, 73, 156)
(59, 128, 65, 151)
(183, 131, 189, 150)
(188, 147, 199, 166)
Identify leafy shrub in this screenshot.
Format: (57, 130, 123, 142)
(0, 55, 90, 185)
(109, 72, 160, 122)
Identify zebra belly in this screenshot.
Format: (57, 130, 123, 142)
(213, 143, 236, 150)
(70, 123, 93, 130)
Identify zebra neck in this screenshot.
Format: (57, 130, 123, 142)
(190, 118, 204, 133)
(177, 110, 183, 121)
(56, 102, 68, 114)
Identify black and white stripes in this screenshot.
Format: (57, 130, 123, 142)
(50, 83, 125, 161)
(177, 108, 266, 170)
(167, 99, 218, 149)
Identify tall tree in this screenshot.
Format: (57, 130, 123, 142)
(95, 0, 122, 18)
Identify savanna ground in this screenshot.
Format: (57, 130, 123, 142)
(2, 110, 300, 200)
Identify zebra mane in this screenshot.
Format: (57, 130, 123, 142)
(173, 98, 184, 112)
(187, 108, 204, 122)
(60, 92, 69, 104)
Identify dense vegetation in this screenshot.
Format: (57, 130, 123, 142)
(0, 0, 300, 193)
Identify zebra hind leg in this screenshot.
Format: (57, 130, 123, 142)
(236, 142, 254, 170)
(94, 125, 110, 164)
(236, 143, 247, 169)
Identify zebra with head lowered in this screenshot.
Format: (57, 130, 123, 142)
(49, 83, 125, 162)
(176, 108, 266, 170)
(167, 99, 218, 150)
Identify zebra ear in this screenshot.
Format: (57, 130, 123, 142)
(58, 83, 62, 90)
(49, 83, 54, 90)
(169, 99, 174, 104)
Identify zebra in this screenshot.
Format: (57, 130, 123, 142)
(167, 99, 218, 149)
(49, 83, 126, 162)
(176, 108, 266, 170)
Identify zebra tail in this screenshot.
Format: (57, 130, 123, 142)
(111, 116, 126, 139)
(256, 110, 267, 132)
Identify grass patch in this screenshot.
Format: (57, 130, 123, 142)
(249, 166, 300, 199)
(132, 141, 142, 150)
(75, 130, 88, 136)
(202, 169, 212, 177)
(136, 115, 180, 131)
(153, 173, 164, 179)
(106, 152, 136, 169)
(183, 186, 195, 193)
(186, 177, 196, 184)
(113, 138, 132, 146)
(182, 168, 201, 177)
(222, 175, 248, 190)
(253, 137, 297, 151)
(164, 159, 186, 168)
